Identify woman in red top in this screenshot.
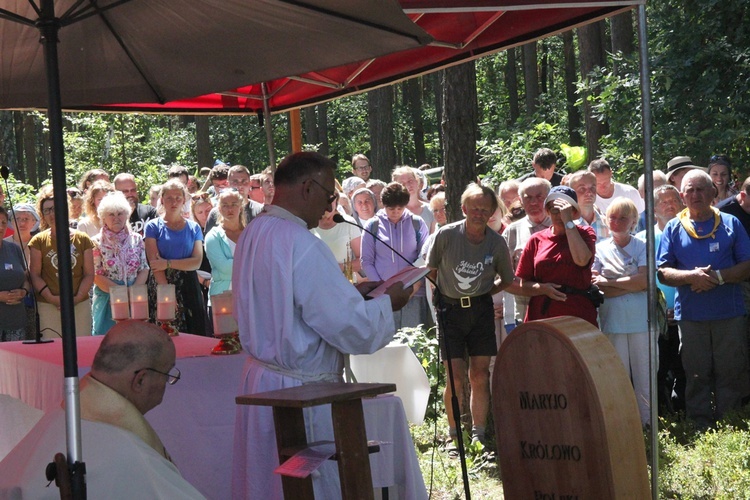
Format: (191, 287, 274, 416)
(514, 185, 598, 327)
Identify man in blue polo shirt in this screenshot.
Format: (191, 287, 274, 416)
(657, 170, 750, 429)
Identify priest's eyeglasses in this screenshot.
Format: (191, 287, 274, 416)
(308, 178, 338, 204)
(135, 367, 181, 385)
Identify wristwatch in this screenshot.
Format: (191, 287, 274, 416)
(565, 221, 576, 230)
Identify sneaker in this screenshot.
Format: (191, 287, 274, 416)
(444, 441, 459, 459)
(471, 433, 487, 447)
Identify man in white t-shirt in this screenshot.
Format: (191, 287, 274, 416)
(589, 158, 644, 214)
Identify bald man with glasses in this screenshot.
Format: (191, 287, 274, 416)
(0, 320, 203, 498)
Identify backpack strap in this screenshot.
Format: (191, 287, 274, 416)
(367, 218, 379, 248)
(412, 217, 422, 252)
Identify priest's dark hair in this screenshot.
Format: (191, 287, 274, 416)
(274, 152, 336, 187)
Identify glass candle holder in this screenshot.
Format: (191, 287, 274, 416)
(156, 283, 176, 321)
(129, 284, 149, 320)
(110, 285, 130, 321)
(212, 291, 238, 335)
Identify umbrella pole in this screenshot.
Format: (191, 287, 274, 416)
(39, 1, 86, 498)
(637, 5, 658, 499)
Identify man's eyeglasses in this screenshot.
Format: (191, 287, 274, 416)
(307, 178, 338, 204)
(135, 366, 181, 385)
(354, 165, 372, 171)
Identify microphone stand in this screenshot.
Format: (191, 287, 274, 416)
(335, 213, 472, 499)
(0, 168, 51, 345)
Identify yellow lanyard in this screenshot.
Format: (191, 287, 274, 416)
(678, 207, 721, 239)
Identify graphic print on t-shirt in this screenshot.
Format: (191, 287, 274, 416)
(47, 244, 78, 278)
(452, 257, 493, 295)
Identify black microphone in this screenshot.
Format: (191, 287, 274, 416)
(0, 165, 9, 180)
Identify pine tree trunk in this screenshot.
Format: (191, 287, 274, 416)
(404, 78, 426, 166)
(522, 41, 539, 116)
(578, 21, 608, 161)
(12, 112, 24, 181)
(430, 73, 444, 166)
(441, 61, 477, 224)
(563, 31, 583, 147)
(23, 113, 37, 186)
(303, 107, 318, 147)
(540, 40, 549, 95)
(368, 87, 396, 181)
(611, 11, 635, 76)
(505, 47, 520, 123)
(318, 103, 329, 157)
(195, 116, 212, 173)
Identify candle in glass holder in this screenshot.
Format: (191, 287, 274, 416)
(129, 284, 149, 320)
(110, 285, 130, 321)
(156, 284, 176, 321)
(212, 292, 238, 335)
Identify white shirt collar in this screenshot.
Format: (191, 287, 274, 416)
(263, 204, 308, 229)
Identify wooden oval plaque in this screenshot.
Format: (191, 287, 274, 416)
(493, 316, 649, 499)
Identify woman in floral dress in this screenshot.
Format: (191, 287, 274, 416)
(91, 191, 149, 335)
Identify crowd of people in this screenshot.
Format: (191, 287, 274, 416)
(1, 148, 748, 462)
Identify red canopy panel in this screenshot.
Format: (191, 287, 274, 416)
(82, 0, 642, 114)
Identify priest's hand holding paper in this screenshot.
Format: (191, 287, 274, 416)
(355, 280, 383, 297)
(385, 281, 413, 311)
(356, 280, 412, 310)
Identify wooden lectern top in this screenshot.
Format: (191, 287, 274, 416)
(236, 382, 396, 408)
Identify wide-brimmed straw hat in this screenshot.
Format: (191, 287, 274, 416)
(665, 156, 706, 182)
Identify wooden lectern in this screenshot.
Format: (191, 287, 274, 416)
(236, 382, 395, 500)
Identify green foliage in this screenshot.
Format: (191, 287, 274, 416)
(208, 114, 285, 170)
(648, 0, 750, 174)
(658, 417, 750, 498)
(326, 94, 370, 169)
(3, 174, 39, 205)
(479, 122, 568, 186)
(579, 57, 644, 185)
(581, 0, 750, 183)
